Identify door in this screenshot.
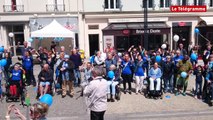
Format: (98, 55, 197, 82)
(89, 34, 99, 56)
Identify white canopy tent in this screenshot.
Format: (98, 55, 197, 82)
(31, 19, 75, 47)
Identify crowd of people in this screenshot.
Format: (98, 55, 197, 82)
(1, 41, 213, 120)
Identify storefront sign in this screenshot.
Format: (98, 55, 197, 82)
(136, 29, 161, 34)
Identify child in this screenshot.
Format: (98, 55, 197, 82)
(193, 65, 204, 99)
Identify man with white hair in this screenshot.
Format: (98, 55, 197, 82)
(58, 54, 75, 98)
(84, 67, 107, 120)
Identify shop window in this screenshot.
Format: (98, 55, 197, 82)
(46, 0, 65, 12)
(142, 0, 153, 8)
(194, 0, 203, 5)
(104, 0, 120, 9)
(160, 0, 171, 8)
(178, 0, 188, 6)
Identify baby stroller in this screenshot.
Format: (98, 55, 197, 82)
(144, 66, 163, 99)
(5, 63, 26, 105)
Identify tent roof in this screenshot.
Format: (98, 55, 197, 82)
(31, 20, 75, 38)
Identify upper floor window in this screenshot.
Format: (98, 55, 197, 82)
(194, 0, 204, 5)
(160, 0, 171, 8)
(3, 0, 24, 12)
(143, 0, 153, 8)
(46, 0, 65, 12)
(104, 0, 120, 9)
(178, 0, 188, 6)
(210, 0, 213, 7)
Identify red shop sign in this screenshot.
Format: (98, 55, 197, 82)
(122, 29, 130, 35)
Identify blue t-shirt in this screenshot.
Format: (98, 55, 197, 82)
(23, 56, 33, 70)
(121, 61, 132, 75)
(135, 67, 144, 76)
(173, 55, 184, 65)
(11, 70, 22, 81)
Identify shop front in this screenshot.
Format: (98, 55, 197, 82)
(103, 22, 170, 52)
(196, 17, 213, 51)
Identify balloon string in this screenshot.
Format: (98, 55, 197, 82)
(198, 33, 210, 42)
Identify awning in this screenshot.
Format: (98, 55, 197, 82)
(200, 17, 213, 25)
(103, 22, 170, 31)
(103, 22, 170, 35)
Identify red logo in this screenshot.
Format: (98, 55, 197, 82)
(178, 22, 186, 26)
(122, 30, 130, 35)
(170, 6, 207, 12)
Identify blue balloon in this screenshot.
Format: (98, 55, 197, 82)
(108, 71, 115, 79)
(190, 53, 197, 61)
(195, 28, 199, 33)
(181, 72, 188, 78)
(39, 94, 53, 106)
(28, 37, 34, 42)
(155, 55, 161, 63)
(0, 59, 7, 67)
(0, 46, 4, 52)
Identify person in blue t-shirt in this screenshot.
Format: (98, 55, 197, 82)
(173, 50, 184, 88)
(9, 64, 23, 97)
(134, 55, 145, 94)
(18, 51, 33, 86)
(121, 53, 134, 94)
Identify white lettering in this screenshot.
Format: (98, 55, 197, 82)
(136, 29, 161, 34)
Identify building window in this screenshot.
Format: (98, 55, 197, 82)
(104, 0, 120, 9)
(3, 0, 24, 12)
(46, 0, 65, 12)
(194, 0, 203, 5)
(210, 0, 213, 7)
(143, 0, 153, 8)
(178, 0, 188, 5)
(160, 0, 171, 8)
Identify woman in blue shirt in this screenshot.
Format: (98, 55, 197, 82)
(134, 55, 145, 94)
(121, 53, 134, 94)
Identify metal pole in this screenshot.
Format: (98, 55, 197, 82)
(143, 0, 148, 50)
(13, 36, 16, 56)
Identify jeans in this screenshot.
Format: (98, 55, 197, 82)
(149, 78, 161, 91)
(74, 68, 81, 85)
(91, 111, 105, 120)
(195, 81, 202, 96)
(107, 81, 119, 95)
(135, 76, 144, 93)
(163, 75, 174, 92)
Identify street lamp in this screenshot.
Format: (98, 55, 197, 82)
(143, 0, 148, 50)
(8, 32, 16, 56)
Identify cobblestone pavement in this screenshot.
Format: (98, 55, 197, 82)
(0, 60, 213, 120)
